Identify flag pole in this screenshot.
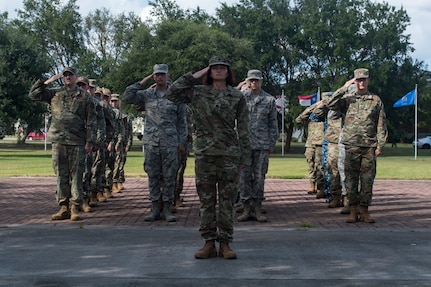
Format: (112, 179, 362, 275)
(414, 84, 418, 160)
(281, 87, 285, 157)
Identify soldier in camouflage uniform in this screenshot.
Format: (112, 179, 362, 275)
(314, 93, 345, 208)
(90, 87, 117, 203)
(110, 94, 127, 194)
(167, 56, 251, 260)
(76, 76, 106, 211)
(295, 103, 325, 198)
(123, 64, 187, 222)
(101, 88, 122, 199)
(174, 105, 193, 208)
(28, 67, 96, 221)
(117, 107, 133, 191)
(327, 68, 387, 223)
(107, 94, 125, 195)
(236, 69, 278, 223)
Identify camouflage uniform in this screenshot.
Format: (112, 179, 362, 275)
(295, 103, 325, 192)
(239, 89, 278, 205)
(314, 99, 344, 203)
(167, 72, 250, 243)
(96, 99, 118, 196)
(28, 78, 96, 208)
(109, 105, 125, 189)
(175, 105, 193, 205)
(123, 84, 187, 204)
(119, 113, 133, 185)
(84, 96, 106, 197)
(327, 84, 387, 207)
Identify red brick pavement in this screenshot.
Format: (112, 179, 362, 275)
(0, 177, 430, 229)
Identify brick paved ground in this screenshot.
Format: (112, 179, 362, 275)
(0, 177, 430, 229)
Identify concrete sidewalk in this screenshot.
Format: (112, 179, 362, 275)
(0, 177, 430, 286)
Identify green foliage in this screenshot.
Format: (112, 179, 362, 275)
(0, 14, 50, 137)
(0, 0, 430, 141)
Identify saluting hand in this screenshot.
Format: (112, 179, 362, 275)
(44, 73, 62, 85)
(192, 67, 210, 79)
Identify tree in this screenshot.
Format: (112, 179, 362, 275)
(17, 0, 85, 74)
(82, 8, 141, 80)
(0, 14, 50, 141)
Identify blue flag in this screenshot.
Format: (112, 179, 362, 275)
(393, 89, 415, 108)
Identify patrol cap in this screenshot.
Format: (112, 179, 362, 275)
(76, 76, 89, 85)
(102, 88, 111, 96)
(95, 87, 103, 95)
(209, 56, 231, 67)
(153, 64, 168, 74)
(354, 68, 369, 79)
(246, 69, 263, 80)
(62, 67, 77, 75)
(110, 94, 120, 101)
(89, 79, 97, 88)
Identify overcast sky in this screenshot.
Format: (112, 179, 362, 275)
(1, 0, 430, 69)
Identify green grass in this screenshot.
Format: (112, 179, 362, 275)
(0, 138, 430, 179)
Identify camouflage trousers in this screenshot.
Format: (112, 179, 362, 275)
(105, 148, 116, 189)
(91, 147, 105, 192)
(112, 148, 124, 184)
(326, 142, 342, 196)
(83, 151, 93, 197)
(119, 149, 128, 183)
(338, 143, 347, 195)
(344, 146, 376, 206)
(51, 143, 85, 206)
(175, 150, 188, 198)
(195, 154, 240, 243)
(238, 150, 269, 202)
(144, 145, 178, 202)
(304, 145, 324, 186)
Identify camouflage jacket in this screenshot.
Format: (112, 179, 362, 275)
(121, 112, 133, 151)
(326, 85, 388, 151)
(242, 89, 279, 150)
(92, 97, 106, 147)
(313, 99, 344, 144)
(28, 79, 96, 146)
(123, 83, 187, 148)
(295, 103, 325, 147)
(98, 100, 118, 147)
(167, 72, 251, 166)
(111, 107, 125, 151)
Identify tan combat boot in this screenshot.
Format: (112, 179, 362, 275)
(346, 205, 358, 223)
(174, 194, 184, 207)
(118, 182, 124, 191)
(316, 183, 326, 199)
(104, 187, 113, 199)
(254, 200, 267, 223)
(112, 183, 121, 193)
(235, 202, 244, 213)
(359, 206, 375, 223)
(97, 191, 107, 202)
(237, 200, 251, 222)
(340, 196, 350, 214)
(194, 240, 217, 259)
(219, 242, 237, 259)
(51, 205, 70, 221)
(307, 182, 316, 194)
(328, 195, 342, 208)
(80, 198, 92, 213)
(70, 204, 81, 221)
(89, 192, 99, 207)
